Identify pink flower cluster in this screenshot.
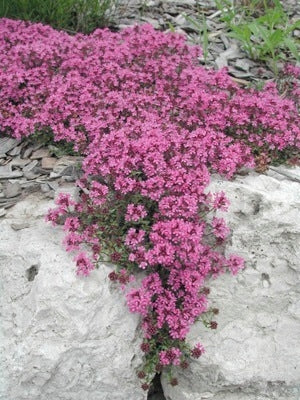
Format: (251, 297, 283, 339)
(125, 204, 147, 222)
(2, 18, 299, 383)
(159, 347, 182, 366)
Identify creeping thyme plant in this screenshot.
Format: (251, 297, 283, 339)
(0, 19, 299, 389)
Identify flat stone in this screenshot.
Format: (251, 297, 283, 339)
(41, 157, 57, 170)
(3, 183, 22, 198)
(24, 171, 41, 180)
(162, 0, 196, 5)
(0, 157, 12, 166)
(53, 156, 82, 177)
(61, 165, 75, 176)
(235, 58, 254, 72)
(173, 14, 199, 32)
(0, 208, 6, 217)
(0, 165, 23, 179)
(22, 182, 40, 194)
(171, 27, 187, 36)
(32, 167, 50, 175)
(220, 33, 230, 49)
(47, 181, 59, 191)
(31, 148, 50, 160)
(228, 66, 252, 78)
(207, 10, 222, 19)
(215, 44, 241, 69)
(11, 158, 31, 168)
(0, 137, 20, 154)
(40, 183, 51, 193)
(62, 175, 76, 182)
(173, 14, 187, 26)
(49, 172, 61, 179)
(22, 160, 39, 172)
(8, 145, 22, 156)
(22, 146, 34, 159)
(140, 16, 161, 29)
(210, 43, 226, 54)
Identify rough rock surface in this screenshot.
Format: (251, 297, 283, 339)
(0, 192, 146, 400)
(162, 167, 300, 400)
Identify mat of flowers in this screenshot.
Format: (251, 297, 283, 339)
(1, 18, 299, 388)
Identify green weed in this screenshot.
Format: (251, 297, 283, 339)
(216, 0, 300, 74)
(184, 13, 209, 63)
(0, 0, 118, 33)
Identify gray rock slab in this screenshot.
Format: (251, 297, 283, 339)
(22, 160, 39, 172)
(140, 16, 161, 29)
(11, 158, 31, 168)
(0, 194, 146, 400)
(162, 167, 300, 400)
(215, 44, 241, 69)
(41, 157, 57, 170)
(53, 156, 82, 177)
(22, 146, 34, 158)
(8, 145, 22, 156)
(0, 165, 23, 179)
(3, 182, 22, 198)
(0, 137, 21, 154)
(40, 183, 51, 193)
(30, 148, 50, 159)
(234, 58, 254, 72)
(24, 171, 41, 180)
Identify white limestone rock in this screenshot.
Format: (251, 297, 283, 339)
(162, 167, 300, 400)
(0, 193, 146, 400)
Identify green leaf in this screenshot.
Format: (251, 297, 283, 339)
(167, 21, 175, 32)
(248, 22, 268, 42)
(229, 24, 252, 42)
(286, 19, 300, 34)
(284, 37, 300, 61)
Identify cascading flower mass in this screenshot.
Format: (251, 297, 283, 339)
(1, 18, 299, 388)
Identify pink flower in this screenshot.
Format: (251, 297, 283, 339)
(89, 181, 109, 206)
(3, 19, 298, 378)
(125, 204, 147, 222)
(63, 232, 82, 252)
(125, 228, 145, 249)
(227, 254, 245, 275)
(212, 217, 230, 240)
(212, 191, 230, 211)
(63, 217, 80, 231)
(45, 208, 61, 226)
(74, 252, 94, 276)
(55, 193, 74, 209)
(126, 288, 151, 316)
(159, 347, 182, 366)
(191, 343, 205, 358)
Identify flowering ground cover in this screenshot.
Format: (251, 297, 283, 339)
(0, 18, 299, 389)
